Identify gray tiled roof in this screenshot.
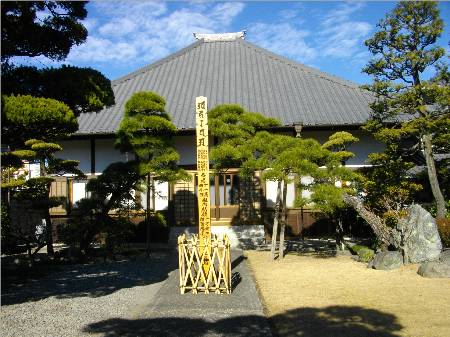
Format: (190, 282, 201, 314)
(77, 38, 374, 135)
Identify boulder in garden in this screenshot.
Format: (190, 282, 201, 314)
(370, 251, 403, 270)
(418, 261, 450, 278)
(404, 204, 442, 263)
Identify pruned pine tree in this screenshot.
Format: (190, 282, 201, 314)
(363, 1, 448, 219)
(1, 95, 84, 258)
(256, 134, 358, 258)
(2, 94, 78, 149)
(209, 104, 358, 259)
(322, 131, 359, 250)
(243, 132, 299, 260)
(209, 104, 281, 170)
(24, 139, 84, 256)
(208, 105, 281, 256)
(62, 161, 141, 259)
(116, 92, 188, 255)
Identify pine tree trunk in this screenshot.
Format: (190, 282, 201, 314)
(422, 134, 446, 219)
(343, 194, 393, 247)
(270, 180, 282, 260)
(44, 178, 54, 257)
(44, 208, 54, 256)
(146, 173, 151, 257)
(336, 215, 345, 251)
(278, 180, 287, 259)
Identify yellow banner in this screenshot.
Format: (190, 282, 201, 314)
(195, 96, 211, 259)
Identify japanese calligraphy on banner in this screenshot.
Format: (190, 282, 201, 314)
(196, 96, 211, 246)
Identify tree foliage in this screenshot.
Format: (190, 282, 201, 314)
(116, 91, 187, 254)
(209, 104, 281, 171)
(2, 94, 78, 149)
(60, 161, 141, 258)
(1, 132, 85, 258)
(2, 65, 115, 115)
(116, 92, 187, 182)
(362, 1, 448, 219)
(1, 1, 88, 62)
(209, 104, 359, 258)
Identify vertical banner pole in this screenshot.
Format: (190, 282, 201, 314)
(195, 96, 211, 274)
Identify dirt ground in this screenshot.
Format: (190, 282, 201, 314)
(246, 250, 450, 337)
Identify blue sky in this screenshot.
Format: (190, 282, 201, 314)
(20, 1, 450, 85)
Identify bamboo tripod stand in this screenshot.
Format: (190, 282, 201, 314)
(178, 234, 231, 294)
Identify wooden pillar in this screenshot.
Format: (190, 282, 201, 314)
(168, 182, 175, 225)
(90, 137, 96, 175)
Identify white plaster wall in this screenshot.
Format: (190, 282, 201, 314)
(140, 181, 169, 210)
(266, 179, 295, 208)
(57, 140, 91, 174)
(95, 138, 130, 173)
(73, 181, 88, 204)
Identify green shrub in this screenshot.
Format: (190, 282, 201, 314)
(350, 244, 366, 254)
(358, 247, 375, 262)
(133, 211, 169, 243)
(104, 217, 135, 253)
(0, 201, 17, 254)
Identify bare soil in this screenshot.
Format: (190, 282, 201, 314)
(246, 250, 450, 337)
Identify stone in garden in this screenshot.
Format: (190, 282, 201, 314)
(439, 250, 450, 264)
(404, 204, 442, 263)
(417, 261, 450, 278)
(371, 251, 403, 270)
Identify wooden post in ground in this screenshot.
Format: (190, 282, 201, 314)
(279, 179, 287, 259)
(177, 96, 231, 294)
(270, 180, 282, 260)
(196, 96, 211, 274)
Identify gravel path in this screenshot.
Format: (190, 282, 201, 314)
(1, 252, 175, 337)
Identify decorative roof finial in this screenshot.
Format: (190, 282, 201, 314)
(193, 31, 246, 42)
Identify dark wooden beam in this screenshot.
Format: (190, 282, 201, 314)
(90, 137, 96, 175)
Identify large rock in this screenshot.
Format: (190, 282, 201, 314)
(418, 261, 450, 278)
(404, 204, 442, 263)
(439, 250, 450, 264)
(371, 251, 403, 270)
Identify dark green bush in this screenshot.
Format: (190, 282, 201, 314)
(133, 211, 169, 243)
(104, 217, 135, 254)
(0, 201, 17, 254)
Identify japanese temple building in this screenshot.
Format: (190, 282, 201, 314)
(53, 31, 380, 238)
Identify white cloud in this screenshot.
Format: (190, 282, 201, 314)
(94, 1, 168, 18)
(98, 18, 137, 37)
(68, 36, 138, 63)
(210, 2, 245, 26)
(65, 1, 245, 67)
(82, 18, 98, 33)
(246, 2, 371, 65)
(278, 9, 298, 21)
(318, 3, 372, 59)
(249, 23, 316, 62)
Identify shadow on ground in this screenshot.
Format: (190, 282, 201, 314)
(1, 251, 177, 306)
(83, 305, 402, 337)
